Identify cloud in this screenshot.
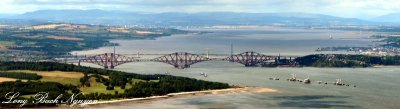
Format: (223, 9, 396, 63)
(1, 0, 400, 18)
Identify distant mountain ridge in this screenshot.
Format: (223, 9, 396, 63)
(373, 13, 400, 23)
(1, 9, 377, 26)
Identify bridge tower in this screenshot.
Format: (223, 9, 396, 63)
(205, 48, 210, 58)
(229, 43, 234, 62)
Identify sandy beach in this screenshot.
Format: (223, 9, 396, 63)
(68, 86, 278, 108)
(0, 77, 17, 82)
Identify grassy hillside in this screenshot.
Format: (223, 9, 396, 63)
(0, 62, 230, 108)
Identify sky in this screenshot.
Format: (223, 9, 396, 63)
(1, 0, 400, 19)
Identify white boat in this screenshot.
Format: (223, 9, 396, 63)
(287, 74, 297, 81)
(334, 79, 345, 85)
(303, 78, 311, 84)
(303, 75, 311, 84)
(204, 73, 207, 77)
(269, 77, 279, 80)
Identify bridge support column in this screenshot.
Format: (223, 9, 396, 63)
(244, 64, 256, 67)
(174, 65, 190, 69)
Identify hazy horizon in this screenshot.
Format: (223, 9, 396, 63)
(1, 0, 400, 19)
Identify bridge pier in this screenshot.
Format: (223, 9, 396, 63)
(174, 65, 190, 69)
(103, 66, 115, 69)
(244, 64, 257, 67)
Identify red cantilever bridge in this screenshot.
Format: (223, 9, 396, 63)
(78, 51, 295, 69)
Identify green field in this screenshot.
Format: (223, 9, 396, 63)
(0, 70, 158, 95)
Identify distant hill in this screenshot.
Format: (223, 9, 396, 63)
(0, 14, 16, 18)
(0, 19, 46, 25)
(373, 13, 400, 23)
(2, 9, 375, 26)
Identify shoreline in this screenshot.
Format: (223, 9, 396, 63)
(73, 86, 277, 108)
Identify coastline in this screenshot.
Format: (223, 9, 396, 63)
(73, 86, 277, 108)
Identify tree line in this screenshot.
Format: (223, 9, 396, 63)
(0, 62, 231, 108)
(294, 54, 400, 67)
(0, 72, 42, 80)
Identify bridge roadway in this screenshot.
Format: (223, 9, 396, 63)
(59, 51, 298, 69)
